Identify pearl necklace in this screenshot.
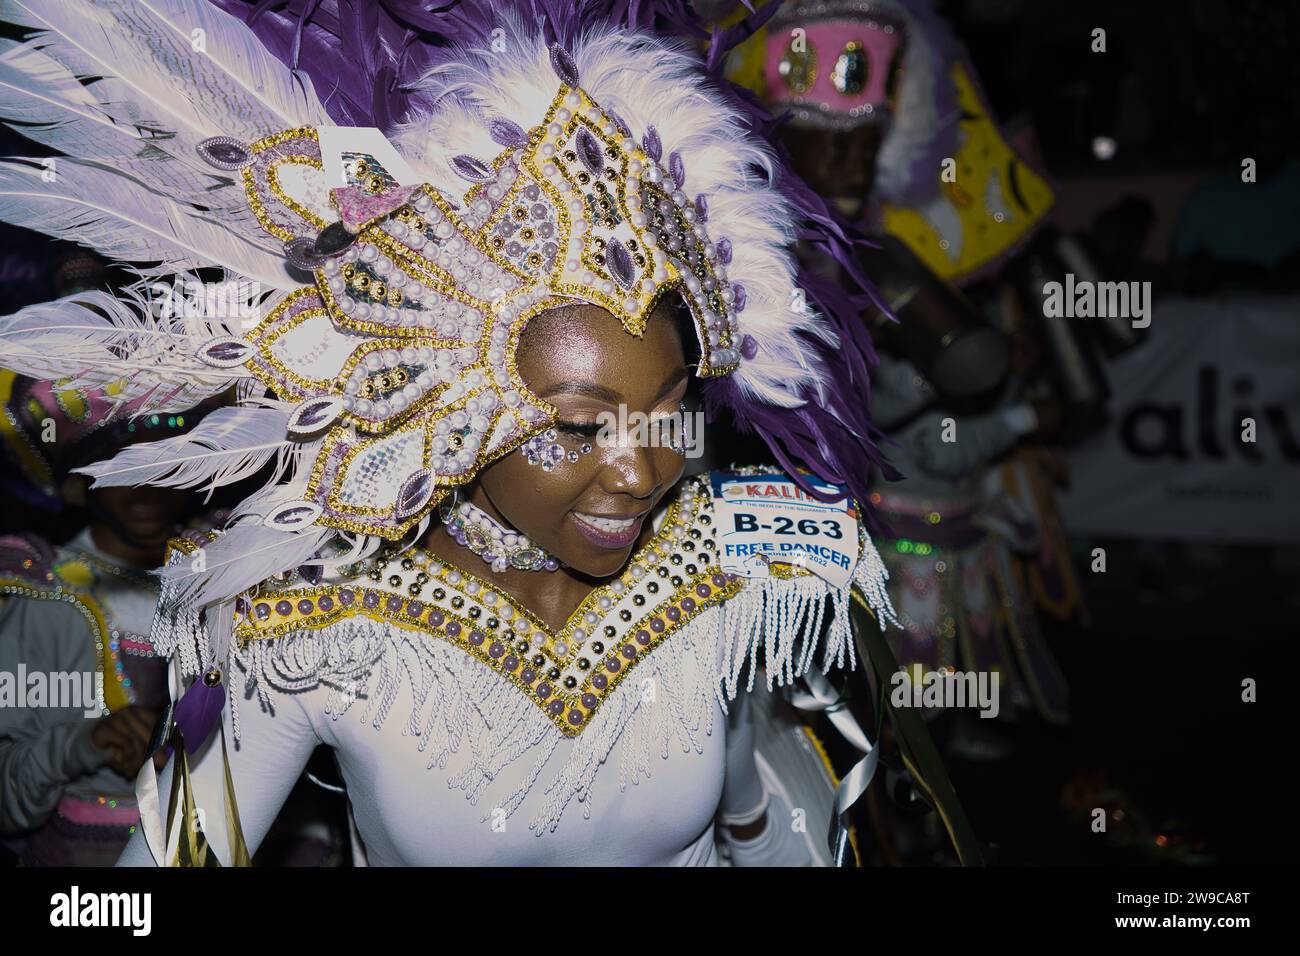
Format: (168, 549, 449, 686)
(439, 496, 559, 573)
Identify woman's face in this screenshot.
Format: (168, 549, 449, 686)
(473, 297, 691, 579)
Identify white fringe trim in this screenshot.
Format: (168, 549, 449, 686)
(220, 564, 897, 835)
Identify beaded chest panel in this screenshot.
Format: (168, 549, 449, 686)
(230, 478, 745, 736)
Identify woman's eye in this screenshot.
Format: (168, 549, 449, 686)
(557, 420, 602, 438)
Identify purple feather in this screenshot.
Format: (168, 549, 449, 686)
(169, 673, 226, 755)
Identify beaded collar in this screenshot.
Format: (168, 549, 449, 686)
(228, 476, 747, 735)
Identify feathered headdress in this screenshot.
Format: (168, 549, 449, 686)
(0, 0, 888, 611)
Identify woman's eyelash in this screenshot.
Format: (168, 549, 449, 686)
(557, 420, 602, 438)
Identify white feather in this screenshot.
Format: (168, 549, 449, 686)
(159, 519, 335, 608)
(0, 158, 294, 288)
(869, 0, 960, 206)
(0, 287, 240, 412)
(74, 405, 293, 493)
(0, 39, 267, 228)
(0, 0, 330, 141)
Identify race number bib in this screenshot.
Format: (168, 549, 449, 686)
(710, 470, 859, 588)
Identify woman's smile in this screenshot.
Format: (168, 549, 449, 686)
(570, 509, 648, 549)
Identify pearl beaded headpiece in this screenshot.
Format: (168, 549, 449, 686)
(215, 56, 746, 544)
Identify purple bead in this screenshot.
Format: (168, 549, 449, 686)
(668, 151, 685, 189)
(547, 699, 564, 716)
(576, 127, 605, 176)
(339, 589, 354, 606)
(275, 600, 293, 617)
(696, 584, 712, 598)
(605, 657, 620, 673)
(681, 597, 696, 613)
(581, 693, 598, 709)
(429, 609, 445, 626)
(487, 117, 528, 148)
(537, 683, 553, 699)
(521, 667, 536, 682)
(712, 573, 728, 587)
(666, 606, 681, 622)
(446, 621, 462, 637)
(488, 641, 504, 658)
(407, 601, 424, 617)
(592, 673, 608, 690)
(694, 194, 708, 222)
(606, 238, 637, 288)
(395, 470, 432, 521)
(196, 136, 252, 170)
(297, 599, 314, 615)
(567, 709, 584, 726)
(254, 603, 271, 620)
(449, 154, 492, 182)
(716, 237, 733, 264)
(503, 655, 519, 671)
(318, 595, 334, 612)
(643, 125, 663, 161)
(549, 43, 580, 87)
(740, 334, 759, 360)
(620, 644, 637, 660)
(385, 594, 403, 613)
(635, 629, 651, 645)
(733, 284, 747, 313)
(468, 629, 485, 646)
(650, 618, 666, 633)
(363, 590, 380, 609)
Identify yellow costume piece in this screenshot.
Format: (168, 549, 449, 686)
(879, 61, 1054, 284)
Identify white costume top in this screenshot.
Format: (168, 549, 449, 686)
(118, 476, 892, 866)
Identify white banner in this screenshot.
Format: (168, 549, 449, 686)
(1059, 296, 1300, 543)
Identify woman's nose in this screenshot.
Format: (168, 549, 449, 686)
(599, 443, 661, 499)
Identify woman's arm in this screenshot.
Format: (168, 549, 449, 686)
(116, 682, 322, 866)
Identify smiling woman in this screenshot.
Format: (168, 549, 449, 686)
(460, 299, 691, 591)
(0, 0, 898, 867)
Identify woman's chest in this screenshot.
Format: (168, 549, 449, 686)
(307, 621, 730, 866)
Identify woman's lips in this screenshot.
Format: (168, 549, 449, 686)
(571, 511, 645, 549)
